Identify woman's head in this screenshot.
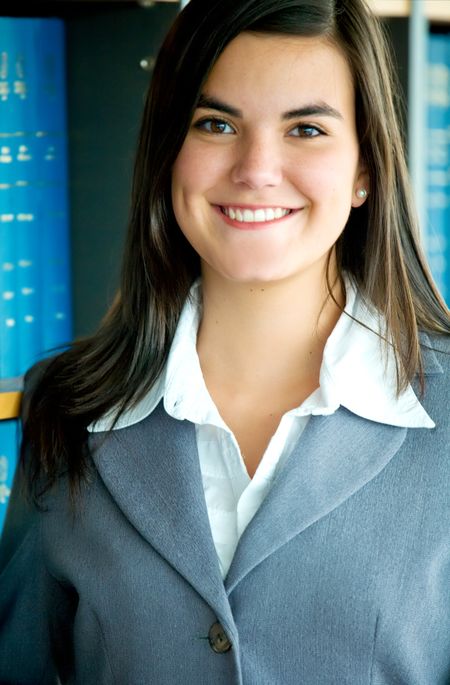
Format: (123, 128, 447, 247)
(127, 0, 406, 295)
(171, 30, 367, 288)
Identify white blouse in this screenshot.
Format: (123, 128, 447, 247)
(89, 279, 433, 578)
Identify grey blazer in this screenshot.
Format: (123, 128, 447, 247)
(0, 338, 449, 685)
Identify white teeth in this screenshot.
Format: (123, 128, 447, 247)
(222, 206, 291, 223)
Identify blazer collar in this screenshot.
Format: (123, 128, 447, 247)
(90, 401, 410, 609)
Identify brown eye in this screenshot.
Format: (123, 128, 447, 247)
(194, 118, 235, 134)
(289, 124, 323, 138)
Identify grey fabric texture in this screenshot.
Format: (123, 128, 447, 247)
(0, 337, 449, 684)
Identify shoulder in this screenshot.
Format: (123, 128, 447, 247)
(416, 333, 449, 433)
(422, 330, 450, 351)
(420, 332, 450, 372)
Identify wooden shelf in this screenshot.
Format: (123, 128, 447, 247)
(368, 0, 450, 21)
(0, 392, 22, 420)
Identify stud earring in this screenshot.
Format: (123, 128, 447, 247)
(356, 188, 368, 199)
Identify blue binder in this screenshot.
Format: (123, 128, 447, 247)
(36, 19, 72, 354)
(0, 420, 19, 533)
(426, 33, 450, 303)
(0, 18, 19, 381)
(14, 19, 42, 375)
(0, 17, 72, 533)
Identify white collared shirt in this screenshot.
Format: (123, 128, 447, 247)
(89, 279, 434, 578)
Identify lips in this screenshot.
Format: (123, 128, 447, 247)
(220, 206, 293, 223)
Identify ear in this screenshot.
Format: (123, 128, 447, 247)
(352, 165, 370, 208)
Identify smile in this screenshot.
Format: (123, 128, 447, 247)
(220, 206, 293, 223)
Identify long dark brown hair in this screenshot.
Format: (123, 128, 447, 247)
(23, 0, 450, 501)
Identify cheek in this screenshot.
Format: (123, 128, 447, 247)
(293, 151, 359, 204)
(172, 149, 194, 206)
(171, 148, 210, 253)
(172, 140, 229, 204)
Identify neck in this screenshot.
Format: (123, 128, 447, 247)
(197, 265, 345, 397)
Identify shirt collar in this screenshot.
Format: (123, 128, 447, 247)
(88, 278, 434, 432)
(297, 280, 434, 428)
(163, 280, 224, 426)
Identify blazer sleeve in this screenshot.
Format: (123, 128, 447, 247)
(0, 366, 75, 684)
(0, 459, 68, 684)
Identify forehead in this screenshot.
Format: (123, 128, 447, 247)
(202, 32, 355, 115)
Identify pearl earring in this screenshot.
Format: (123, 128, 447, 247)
(356, 188, 368, 199)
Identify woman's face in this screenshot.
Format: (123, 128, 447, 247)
(171, 32, 367, 287)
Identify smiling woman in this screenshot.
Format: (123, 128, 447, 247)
(0, 1, 449, 684)
(172, 33, 366, 288)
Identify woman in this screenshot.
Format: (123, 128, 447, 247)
(0, 0, 449, 682)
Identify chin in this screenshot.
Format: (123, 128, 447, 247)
(217, 265, 292, 285)
(221, 252, 310, 283)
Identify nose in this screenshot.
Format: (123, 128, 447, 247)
(230, 132, 283, 189)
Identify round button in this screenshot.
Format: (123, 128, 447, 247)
(208, 621, 232, 653)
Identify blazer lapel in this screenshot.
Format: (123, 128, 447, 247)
(89, 402, 234, 630)
(225, 408, 407, 592)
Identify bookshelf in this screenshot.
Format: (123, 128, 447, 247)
(0, 2, 178, 426)
(0, 17, 73, 423)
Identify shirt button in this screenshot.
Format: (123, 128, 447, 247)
(208, 621, 232, 653)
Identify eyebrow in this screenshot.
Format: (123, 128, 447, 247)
(196, 94, 343, 121)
